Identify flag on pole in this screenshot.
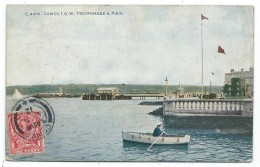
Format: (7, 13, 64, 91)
(217, 46, 225, 54)
(201, 14, 208, 20)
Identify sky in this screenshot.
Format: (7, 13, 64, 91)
(6, 5, 254, 86)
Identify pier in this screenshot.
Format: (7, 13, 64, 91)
(163, 98, 253, 129)
(123, 93, 164, 100)
(82, 93, 164, 100)
(163, 98, 253, 116)
(82, 87, 165, 100)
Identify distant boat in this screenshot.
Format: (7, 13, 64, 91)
(13, 89, 23, 99)
(122, 131, 190, 145)
(32, 86, 81, 98)
(33, 93, 81, 98)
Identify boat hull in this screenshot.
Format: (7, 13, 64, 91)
(122, 132, 190, 145)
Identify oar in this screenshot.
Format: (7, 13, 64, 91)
(147, 132, 164, 151)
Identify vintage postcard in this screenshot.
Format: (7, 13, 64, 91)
(6, 5, 253, 162)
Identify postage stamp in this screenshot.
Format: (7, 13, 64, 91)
(7, 112, 45, 155)
(7, 96, 55, 155)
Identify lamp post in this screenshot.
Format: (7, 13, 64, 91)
(165, 77, 168, 96)
(122, 83, 125, 95)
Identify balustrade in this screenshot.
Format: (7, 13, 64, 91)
(163, 99, 248, 115)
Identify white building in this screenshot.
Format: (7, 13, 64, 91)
(224, 67, 253, 97)
(95, 87, 121, 95)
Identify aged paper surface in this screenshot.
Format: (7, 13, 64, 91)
(5, 5, 254, 162)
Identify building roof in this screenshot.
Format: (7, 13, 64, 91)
(225, 70, 253, 78)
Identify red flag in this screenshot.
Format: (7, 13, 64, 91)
(201, 14, 208, 20)
(218, 46, 225, 54)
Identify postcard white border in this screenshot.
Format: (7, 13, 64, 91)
(0, 0, 259, 167)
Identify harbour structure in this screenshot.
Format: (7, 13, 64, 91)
(223, 67, 254, 97)
(174, 83, 185, 98)
(95, 87, 121, 95)
(82, 87, 130, 100)
(163, 98, 253, 129)
(123, 92, 164, 100)
(82, 87, 164, 100)
(169, 83, 209, 99)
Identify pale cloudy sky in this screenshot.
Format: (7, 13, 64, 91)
(6, 5, 254, 86)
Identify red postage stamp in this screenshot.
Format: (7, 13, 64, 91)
(7, 112, 45, 155)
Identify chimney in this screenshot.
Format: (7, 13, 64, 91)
(231, 69, 234, 73)
(250, 67, 253, 71)
(241, 68, 244, 72)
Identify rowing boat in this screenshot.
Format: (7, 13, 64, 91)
(122, 131, 190, 145)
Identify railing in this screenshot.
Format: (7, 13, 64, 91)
(163, 99, 253, 116)
(123, 93, 164, 97)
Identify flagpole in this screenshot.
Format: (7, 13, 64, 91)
(201, 16, 204, 97)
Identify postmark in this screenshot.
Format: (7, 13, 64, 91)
(10, 96, 55, 141)
(7, 113, 45, 155)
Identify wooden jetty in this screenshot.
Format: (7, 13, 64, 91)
(82, 93, 164, 100)
(82, 87, 165, 100)
(123, 93, 164, 100)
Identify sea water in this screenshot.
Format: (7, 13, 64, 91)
(5, 98, 252, 162)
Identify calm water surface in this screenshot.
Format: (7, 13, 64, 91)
(6, 98, 252, 162)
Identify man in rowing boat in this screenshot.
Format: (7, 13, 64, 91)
(152, 123, 168, 137)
